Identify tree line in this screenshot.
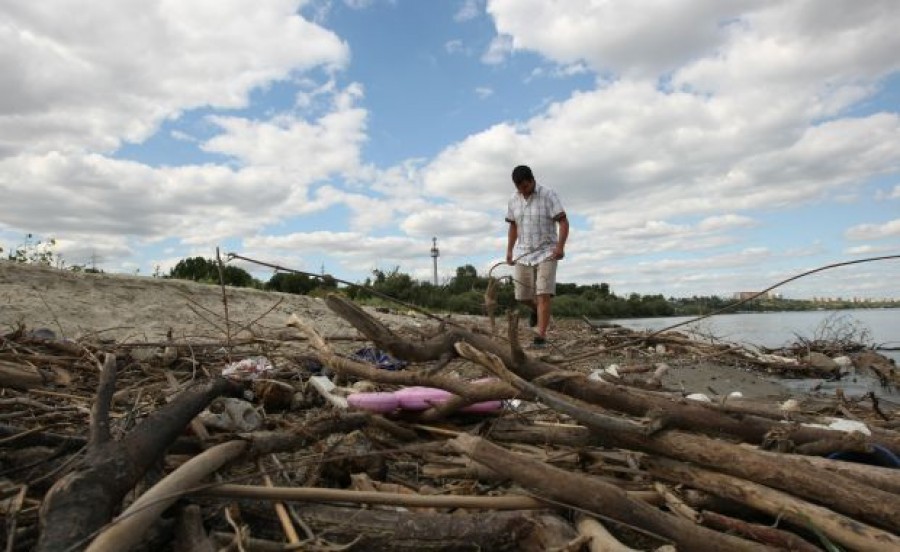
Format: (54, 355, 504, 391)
(168, 256, 899, 319)
(6, 242, 893, 319)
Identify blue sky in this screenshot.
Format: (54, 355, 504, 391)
(1, 0, 898, 300)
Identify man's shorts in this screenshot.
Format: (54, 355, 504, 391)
(514, 260, 558, 301)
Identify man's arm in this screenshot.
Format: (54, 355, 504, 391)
(506, 221, 518, 264)
(553, 213, 569, 260)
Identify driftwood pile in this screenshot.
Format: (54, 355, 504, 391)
(1, 293, 899, 551)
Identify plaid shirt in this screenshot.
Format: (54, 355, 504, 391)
(506, 184, 565, 265)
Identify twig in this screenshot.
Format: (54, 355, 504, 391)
(216, 247, 233, 362)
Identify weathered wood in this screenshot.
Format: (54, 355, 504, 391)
(173, 504, 216, 552)
(456, 341, 900, 533)
(197, 483, 547, 510)
(0, 360, 68, 390)
(698, 510, 822, 552)
(324, 294, 895, 452)
(488, 419, 900, 496)
(450, 434, 772, 552)
(644, 456, 900, 552)
(36, 355, 243, 552)
(265, 504, 573, 551)
(85, 440, 249, 552)
(575, 515, 640, 552)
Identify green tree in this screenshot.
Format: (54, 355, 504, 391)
(448, 264, 480, 294)
(266, 272, 318, 295)
(169, 256, 255, 287)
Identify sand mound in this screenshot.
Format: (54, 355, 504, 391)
(0, 262, 366, 342)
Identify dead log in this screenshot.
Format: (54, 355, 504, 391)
(220, 504, 572, 551)
(644, 456, 900, 552)
(287, 313, 518, 419)
(450, 434, 772, 552)
(197, 483, 546, 510)
(0, 360, 68, 390)
(457, 342, 900, 534)
(488, 419, 900, 496)
(36, 353, 243, 552)
(240, 411, 375, 455)
(323, 294, 893, 453)
(698, 511, 822, 552)
(575, 515, 641, 552)
(85, 440, 249, 552)
(173, 504, 216, 552)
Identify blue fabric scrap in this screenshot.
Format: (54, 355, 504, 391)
(351, 346, 407, 371)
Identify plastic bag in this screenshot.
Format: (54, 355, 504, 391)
(222, 356, 274, 380)
(351, 347, 407, 371)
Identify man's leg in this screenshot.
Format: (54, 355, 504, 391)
(513, 263, 537, 324)
(534, 260, 558, 340)
(535, 293, 551, 338)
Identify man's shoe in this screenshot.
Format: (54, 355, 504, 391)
(532, 336, 547, 349)
(529, 309, 538, 328)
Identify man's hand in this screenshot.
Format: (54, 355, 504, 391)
(552, 246, 565, 260)
(506, 252, 515, 265)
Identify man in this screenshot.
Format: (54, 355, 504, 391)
(505, 165, 569, 348)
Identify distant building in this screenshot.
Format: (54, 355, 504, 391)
(733, 291, 770, 301)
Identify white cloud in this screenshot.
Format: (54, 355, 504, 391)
(487, 0, 744, 77)
(445, 39, 465, 55)
(845, 244, 898, 255)
(401, 208, 493, 237)
(0, 1, 349, 157)
(475, 87, 494, 99)
(344, 0, 375, 9)
(202, 84, 367, 176)
(481, 34, 513, 65)
(454, 0, 481, 22)
(0, 80, 369, 248)
(845, 219, 900, 240)
(422, 80, 900, 237)
(697, 214, 758, 232)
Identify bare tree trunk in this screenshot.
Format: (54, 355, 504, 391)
(643, 456, 900, 552)
(37, 354, 242, 552)
(288, 504, 571, 551)
(450, 434, 772, 552)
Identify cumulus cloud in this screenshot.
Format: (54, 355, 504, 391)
(454, 0, 481, 22)
(487, 0, 744, 77)
(845, 219, 900, 240)
(0, 1, 348, 156)
(475, 87, 494, 99)
(481, 34, 513, 65)
(401, 208, 494, 237)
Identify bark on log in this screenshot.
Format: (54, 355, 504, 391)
(488, 420, 900, 496)
(575, 515, 640, 552)
(173, 504, 216, 552)
(197, 483, 547, 510)
(85, 440, 249, 552)
(0, 360, 67, 390)
(457, 341, 900, 533)
(698, 511, 822, 552)
(450, 434, 772, 552)
(256, 504, 571, 551)
(644, 456, 900, 552)
(36, 354, 243, 552)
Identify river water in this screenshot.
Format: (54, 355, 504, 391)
(611, 308, 899, 354)
(610, 308, 900, 402)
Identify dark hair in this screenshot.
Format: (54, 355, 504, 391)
(511, 165, 534, 185)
